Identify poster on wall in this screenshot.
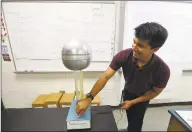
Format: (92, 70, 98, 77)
(1, 13, 7, 43)
(2, 45, 11, 61)
(1, 13, 11, 61)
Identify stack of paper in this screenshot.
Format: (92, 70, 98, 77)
(175, 110, 192, 128)
(66, 99, 91, 130)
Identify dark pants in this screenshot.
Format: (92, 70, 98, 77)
(123, 90, 150, 132)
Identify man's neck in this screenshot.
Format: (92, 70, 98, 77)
(137, 55, 153, 68)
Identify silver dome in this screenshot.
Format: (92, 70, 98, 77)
(61, 39, 92, 70)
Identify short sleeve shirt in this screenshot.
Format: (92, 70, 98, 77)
(109, 48, 170, 96)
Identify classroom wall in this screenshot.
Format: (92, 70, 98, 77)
(2, 1, 192, 108)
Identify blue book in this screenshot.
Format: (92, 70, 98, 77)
(66, 99, 91, 130)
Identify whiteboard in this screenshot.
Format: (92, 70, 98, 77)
(2, 2, 117, 72)
(124, 1, 192, 70)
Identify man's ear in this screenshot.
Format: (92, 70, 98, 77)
(151, 48, 159, 53)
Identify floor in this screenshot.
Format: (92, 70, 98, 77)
(112, 105, 192, 131)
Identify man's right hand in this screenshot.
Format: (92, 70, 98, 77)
(76, 98, 92, 117)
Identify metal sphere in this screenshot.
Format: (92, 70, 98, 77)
(61, 39, 92, 70)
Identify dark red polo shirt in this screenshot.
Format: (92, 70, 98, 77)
(110, 48, 170, 96)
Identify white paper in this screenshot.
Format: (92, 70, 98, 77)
(175, 110, 192, 128)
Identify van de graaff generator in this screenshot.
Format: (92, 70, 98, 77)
(61, 39, 92, 101)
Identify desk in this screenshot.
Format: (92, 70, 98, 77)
(167, 108, 192, 131)
(2, 105, 118, 132)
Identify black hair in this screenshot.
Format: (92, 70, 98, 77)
(134, 22, 168, 49)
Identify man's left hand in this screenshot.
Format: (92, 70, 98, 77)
(120, 100, 134, 109)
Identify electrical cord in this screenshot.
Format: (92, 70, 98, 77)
(113, 108, 123, 125)
(114, 90, 125, 125)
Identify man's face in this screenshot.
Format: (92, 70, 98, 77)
(132, 37, 158, 61)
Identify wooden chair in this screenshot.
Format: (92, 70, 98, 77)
(44, 92, 63, 108)
(32, 94, 49, 108)
(59, 93, 75, 107)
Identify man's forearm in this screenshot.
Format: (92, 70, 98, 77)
(89, 75, 109, 97)
(131, 90, 160, 105)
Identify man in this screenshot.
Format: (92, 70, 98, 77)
(76, 22, 170, 131)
